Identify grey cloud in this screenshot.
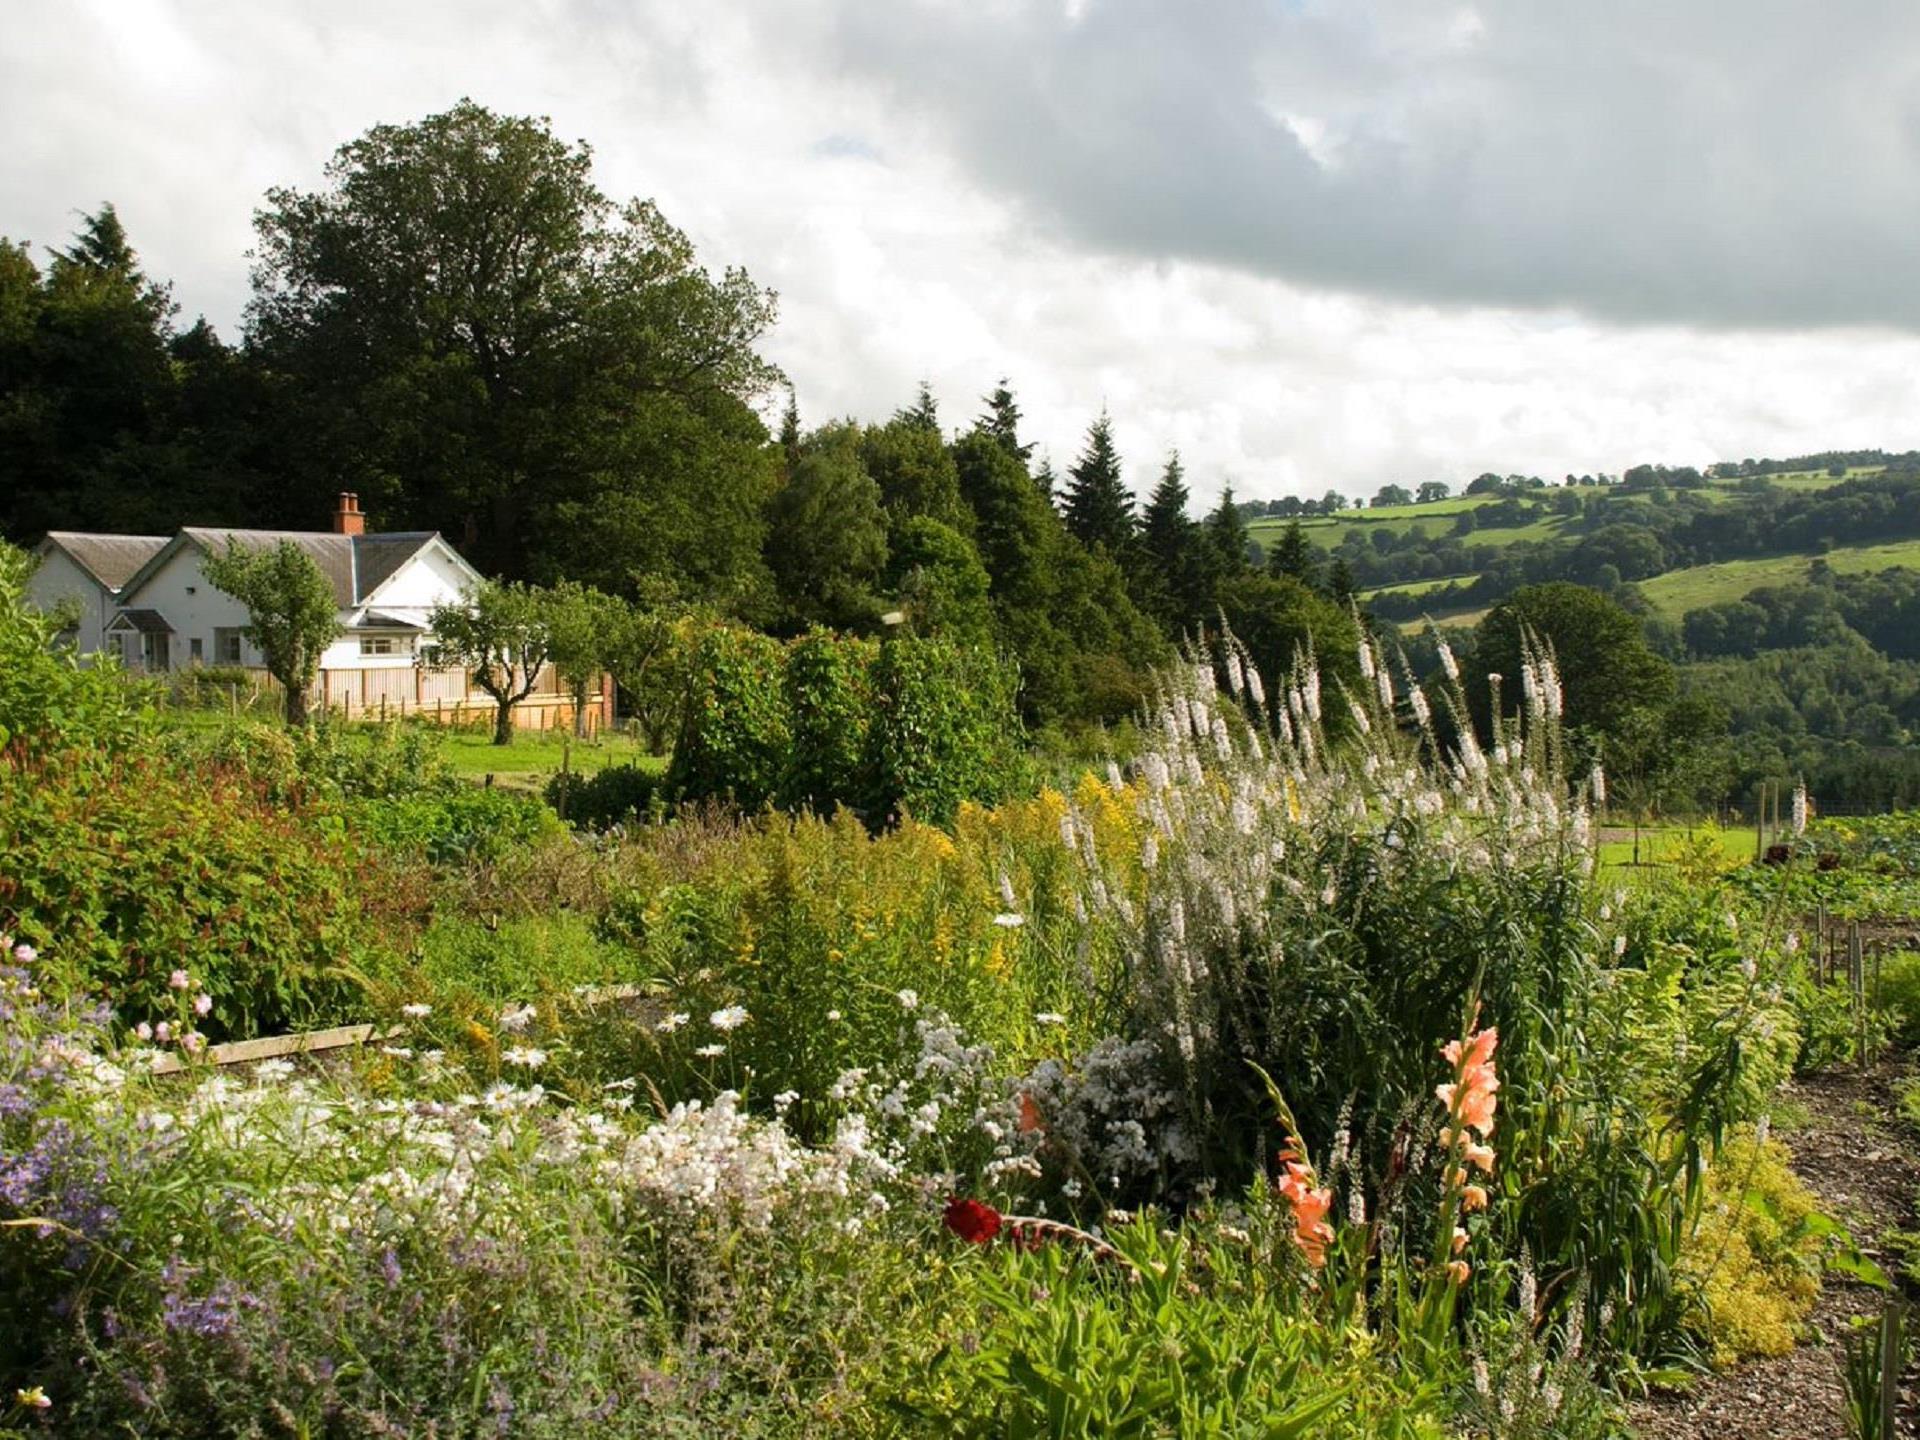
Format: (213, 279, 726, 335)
(798, 0, 1920, 330)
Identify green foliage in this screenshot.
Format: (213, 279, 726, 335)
(544, 762, 668, 830)
(767, 422, 891, 630)
(884, 516, 995, 645)
(201, 538, 343, 725)
(783, 628, 877, 814)
(1678, 1131, 1825, 1367)
(0, 542, 150, 756)
(860, 410, 970, 535)
(909, 1219, 1445, 1437)
(668, 624, 791, 811)
(250, 99, 782, 583)
(0, 752, 378, 1037)
(347, 786, 560, 866)
(1061, 410, 1134, 558)
(1842, 1299, 1912, 1440)
(425, 579, 554, 744)
(864, 637, 1023, 825)
(1469, 582, 1675, 741)
(540, 580, 625, 735)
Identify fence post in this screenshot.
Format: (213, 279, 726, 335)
(1848, 921, 1866, 1068)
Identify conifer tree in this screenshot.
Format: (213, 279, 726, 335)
(1033, 455, 1058, 507)
(1140, 451, 1197, 629)
(778, 390, 801, 455)
(897, 381, 940, 434)
(1063, 412, 1135, 555)
(1266, 519, 1318, 586)
(1328, 555, 1357, 605)
(980, 379, 1033, 462)
(1203, 484, 1254, 579)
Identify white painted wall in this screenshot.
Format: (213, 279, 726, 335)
(119, 544, 257, 670)
(26, 549, 113, 654)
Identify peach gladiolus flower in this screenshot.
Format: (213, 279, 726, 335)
(1276, 1140, 1336, 1268)
(1461, 1184, 1489, 1212)
(1445, 1259, 1471, 1285)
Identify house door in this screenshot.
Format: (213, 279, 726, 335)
(143, 634, 170, 671)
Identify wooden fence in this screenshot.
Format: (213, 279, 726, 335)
(215, 664, 614, 734)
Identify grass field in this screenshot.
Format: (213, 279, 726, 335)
(1637, 537, 1920, 617)
(431, 727, 664, 787)
(1596, 821, 1763, 872)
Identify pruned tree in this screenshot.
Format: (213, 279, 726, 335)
(202, 540, 341, 725)
(541, 581, 628, 737)
(425, 581, 553, 744)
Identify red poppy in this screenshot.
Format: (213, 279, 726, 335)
(943, 1196, 1004, 1245)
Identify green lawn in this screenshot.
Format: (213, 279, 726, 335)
(432, 727, 665, 787)
(1597, 821, 1763, 872)
(1636, 538, 1920, 617)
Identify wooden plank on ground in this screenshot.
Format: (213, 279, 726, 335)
(148, 1023, 383, 1075)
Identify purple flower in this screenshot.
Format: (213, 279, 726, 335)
(380, 1248, 402, 1289)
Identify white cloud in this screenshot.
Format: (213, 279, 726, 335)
(5, 0, 1920, 512)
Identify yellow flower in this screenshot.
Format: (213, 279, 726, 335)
(15, 1386, 50, 1410)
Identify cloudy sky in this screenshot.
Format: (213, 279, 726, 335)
(8, 0, 1920, 504)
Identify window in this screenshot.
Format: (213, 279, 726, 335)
(213, 628, 244, 664)
(190, 637, 204, 663)
(360, 635, 399, 657)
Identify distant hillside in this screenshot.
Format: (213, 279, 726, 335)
(1288, 463, 1920, 630)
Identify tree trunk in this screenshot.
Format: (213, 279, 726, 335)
(286, 679, 309, 727)
(493, 697, 515, 745)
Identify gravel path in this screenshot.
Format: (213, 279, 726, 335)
(1627, 1062, 1918, 1440)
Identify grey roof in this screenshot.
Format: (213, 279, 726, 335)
(106, 608, 174, 635)
(39, 533, 170, 593)
(122, 528, 453, 608)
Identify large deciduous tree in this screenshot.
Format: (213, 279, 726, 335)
(202, 541, 342, 726)
(766, 423, 890, 631)
(249, 99, 782, 592)
(1467, 582, 1676, 743)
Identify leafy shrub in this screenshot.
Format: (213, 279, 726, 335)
(668, 625, 790, 811)
(782, 627, 876, 814)
(1678, 1130, 1824, 1367)
(0, 752, 383, 1036)
(544, 762, 667, 830)
(863, 636, 1024, 825)
(346, 786, 560, 866)
(1875, 950, 1920, 1047)
(372, 912, 640, 1016)
(0, 542, 150, 756)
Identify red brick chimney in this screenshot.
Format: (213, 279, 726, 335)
(332, 492, 365, 536)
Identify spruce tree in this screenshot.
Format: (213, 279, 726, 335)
(980, 379, 1033, 462)
(1033, 455, 1058, 507)
(1328, 555, 1357, 605)
(1266, 519, 1318, 586)
(1063, 412, 1135, 555)
(897, 381, 940, 434)
(1140, 451, 1197, 629)
(1203, 484, 1254, 579)
(778, 390, 801, 455)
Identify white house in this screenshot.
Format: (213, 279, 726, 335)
(97, 495, 484, 674)
(28, 532, 170, 654)
(28, 495, 610, 731)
